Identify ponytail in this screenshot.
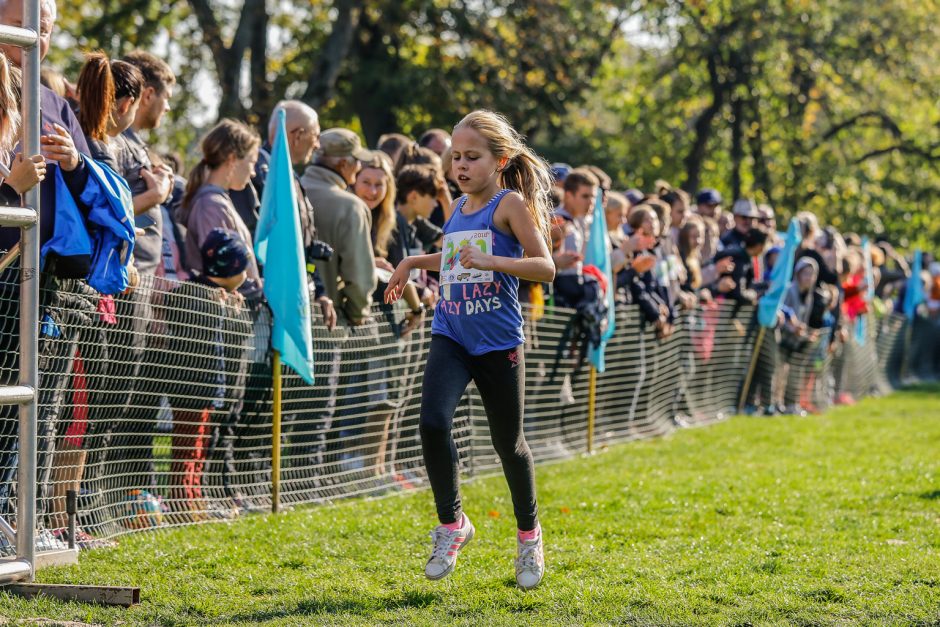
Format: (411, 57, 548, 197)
(180, 159, 210, 216)
(181, 118, 261, 213)
(0, 53, 20, 152)
(454, 110, 554, 242)
(77, 52, 115, 142)
(499, 149, 554, 241)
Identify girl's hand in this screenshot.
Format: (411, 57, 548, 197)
(375, 257, 394, 272)
(384, 261, 411, 304)
(6, 153, 46, 193)
(459, 245, 495, 271)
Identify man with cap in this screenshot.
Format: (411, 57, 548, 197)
(721, 198, 762, 250)
(300, 128, 377, 325)
(695, 188, 723, 220)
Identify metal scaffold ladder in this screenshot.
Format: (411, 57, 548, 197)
(0, 0, 43, 586)
(0, 1, 138, 606)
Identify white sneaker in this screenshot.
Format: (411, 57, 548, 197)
(424, 514, 474, 580)
(515, 530, 544, 590)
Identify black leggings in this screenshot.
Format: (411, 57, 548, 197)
(420, 334, 537, 531)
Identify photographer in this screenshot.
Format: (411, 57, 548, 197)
(301, 128, 379, 326)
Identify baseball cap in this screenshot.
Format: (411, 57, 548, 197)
(624, 188, 644, 206)
(732, 198, 761, 218)
(696, 188, 722, 206)
(550, 162, 572, 183)
(317, 128, 375, 161)
(201, 228, 251, 278)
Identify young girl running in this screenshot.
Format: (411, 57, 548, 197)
(384, 110, 555, 589)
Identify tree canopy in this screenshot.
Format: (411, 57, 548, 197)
(47, 0, 938, 249)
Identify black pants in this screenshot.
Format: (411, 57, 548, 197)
(419, 334, 537, 531)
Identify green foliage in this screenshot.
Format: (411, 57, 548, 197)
(0, 386, 937, 624)
(47, 1, 938, 248)
(545, 0, 940, 249)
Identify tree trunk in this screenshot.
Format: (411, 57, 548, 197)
(747, 96, 773, 207)
(188, 0, 264, 122)
(730, 96, 744, 200)
(302, 0, 364, 109)
(248, 0, 270, 131)
(682, 53, 725, 194)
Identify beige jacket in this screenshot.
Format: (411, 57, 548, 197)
(300, 165, 376, 324)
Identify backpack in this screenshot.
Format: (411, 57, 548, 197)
(550, 268, 609, 380)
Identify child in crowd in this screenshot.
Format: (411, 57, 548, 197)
(164, 228, 250, 521)
(622, 204, 674, 338)
(384, 110, 555, 589)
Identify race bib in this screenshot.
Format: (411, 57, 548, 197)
(440, 229, 494, 285)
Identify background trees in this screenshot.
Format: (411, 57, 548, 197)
(47, 0, 938, 249)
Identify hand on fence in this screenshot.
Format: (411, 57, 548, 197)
(678, 291, 697, 310)
(400, 307, 425, 338)
(6, 153, 46, 193)
(121, 263, 140, 296)
(717, 276, 736, 293)
(40, 123, 81, 172)
(317, 296, 336, 331)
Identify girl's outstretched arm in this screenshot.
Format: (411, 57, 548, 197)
(458, 192, 555, 283)
(384, 252, 442, 304)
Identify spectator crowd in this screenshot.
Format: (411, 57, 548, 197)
(0, 0, 936, 550)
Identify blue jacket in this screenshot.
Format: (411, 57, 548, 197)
(42, 158, 135, 295)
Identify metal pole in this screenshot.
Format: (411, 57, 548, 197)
(271, 350, 281, 513)
(737, 326, 767, 414)
(587, 366, 596, 453)
(17, 0, 42, 579)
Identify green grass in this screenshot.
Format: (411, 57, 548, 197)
(2, 386, 939, 626)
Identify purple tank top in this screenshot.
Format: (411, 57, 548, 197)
(431, 190, 524, 354)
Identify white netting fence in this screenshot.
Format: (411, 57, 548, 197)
(0, 267, 936, 546)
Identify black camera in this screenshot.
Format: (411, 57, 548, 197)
(306, 240, 334, 262)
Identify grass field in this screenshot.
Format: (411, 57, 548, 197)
(1, 385, 938, 626)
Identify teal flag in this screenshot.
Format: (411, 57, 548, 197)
(584, 191, 615, 372)
(903, 249, 924, 320)
(255, 109, 315, 384)
(757, 219, 802, 328)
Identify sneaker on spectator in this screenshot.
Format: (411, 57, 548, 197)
(515, 530, 545, 590)
(425, 514, 474, 581)
(836, 392, 856, 405)
(35, 528, 69, 552)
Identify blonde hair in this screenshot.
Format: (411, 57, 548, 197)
(453, 110, 554, 241)
(0, 53, 20, 153)
(358, 152, 396, 258)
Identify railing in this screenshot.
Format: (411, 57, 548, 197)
(0, 0, 42, 584)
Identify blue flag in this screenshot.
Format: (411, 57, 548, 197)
(584, 191, 615, 372)
(903, 249, 924, 320)
(757, 218, 802, 328)
(856, 237, 875, 345)
(255, 110, 315, 384)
